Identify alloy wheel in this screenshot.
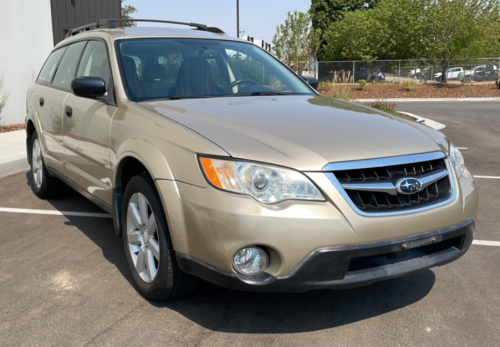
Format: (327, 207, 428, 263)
(126, 192, 160, 283)
(32, 138, 43, 188)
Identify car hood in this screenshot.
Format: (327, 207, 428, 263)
(140, 95, 448, 170)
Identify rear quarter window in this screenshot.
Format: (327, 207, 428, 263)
(37, 48, 67, 85)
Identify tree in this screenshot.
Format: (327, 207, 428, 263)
(421, 0, 500, 82)
(121, 0, 138, 27)
(272, 11, 321, 74)
(320, 0, 500, 83)
(310, 0, 381, 58)
(321, 0, 426, 79)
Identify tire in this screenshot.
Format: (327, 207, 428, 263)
(29, 132, 61, 199)
(122, 174, 198, 301)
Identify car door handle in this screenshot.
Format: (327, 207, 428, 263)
(65, 106, 73, 118)
(39, 97, 44, 107)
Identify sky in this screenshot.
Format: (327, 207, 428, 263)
(124, 0, 311, 43)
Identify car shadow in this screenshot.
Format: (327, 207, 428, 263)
(26, 173, 436, 334)
(158, 270, 435, 334)
(24, 172, 135, 286)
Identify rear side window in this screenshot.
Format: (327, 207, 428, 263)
(37, 48, 67, 85)
(76, 41, 111, 89)
(52, 41, 87, 91)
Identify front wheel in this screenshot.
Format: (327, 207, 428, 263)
(122, 174, 198, 301)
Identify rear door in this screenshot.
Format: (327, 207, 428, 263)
(62, 40, 117, 206)
(32, 47, 68, 174)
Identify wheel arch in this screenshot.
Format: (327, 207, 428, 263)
(111, 139, 174, 237)
(113, 139, 174, 189)
(26, 119, 36, 164)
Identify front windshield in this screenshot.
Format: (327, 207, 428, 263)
(116, 38, 314, 101)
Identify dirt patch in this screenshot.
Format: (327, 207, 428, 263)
(51, 270, 77, 291)
(319, 82, 500, 99)
(0, 124, 25, 133)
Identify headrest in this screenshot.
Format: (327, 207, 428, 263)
(142, 63, 168, 81)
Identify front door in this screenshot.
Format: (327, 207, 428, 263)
(62, 40, 117, 206)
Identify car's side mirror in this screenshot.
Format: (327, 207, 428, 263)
(72, 77, 106, 98)
(302, 76, 319, 90)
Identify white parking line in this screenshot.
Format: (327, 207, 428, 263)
(474, 175, 500, 179)
(456, 147, 468, 150)
(0, 207, 111, 218)
(473, 240, 500, 247)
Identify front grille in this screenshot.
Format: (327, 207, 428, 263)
(334, 159, 445, 182)
(326, 153, 454, 214)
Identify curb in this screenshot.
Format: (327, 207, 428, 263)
(354, 97, 500, 102)
(0, 158, 30, 180)
(0, 130, 29, 180)
(398, 111, 446, 131)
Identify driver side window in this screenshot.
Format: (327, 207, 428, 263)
(76, 41, 111, 89)
(52, 41, 87, 91)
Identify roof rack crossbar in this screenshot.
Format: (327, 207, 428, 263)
(65, 18, 225, 38)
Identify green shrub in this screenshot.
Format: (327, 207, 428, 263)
(403, 80, 416, 91)
(318, 81, 331, 92)
(367, 100, 399, 115)
(331, 87, 352, 101)
(319, 74, 353, 101)
(358, 79, 367, 91)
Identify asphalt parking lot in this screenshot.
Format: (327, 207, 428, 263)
(1, 102, 499, 347)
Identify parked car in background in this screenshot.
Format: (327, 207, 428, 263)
(409, 69, 421, 78)
(354, 67, 368, 81)
(26, 18, 478, 301)
(472, 69, 499, 82)
(460, 65, 497, 82)
(372, 72, 385, 81)
(434, 67, 464, 82)
(301, 75, 319, 89)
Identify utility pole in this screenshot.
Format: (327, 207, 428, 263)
(237, 0, 240, 37)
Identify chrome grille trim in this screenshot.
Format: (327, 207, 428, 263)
(324, 152, 457, 217)
(323, 151, 446, 171)
(341, 168, 448, 196)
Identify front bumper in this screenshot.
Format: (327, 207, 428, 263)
(177, 219, 474, 292)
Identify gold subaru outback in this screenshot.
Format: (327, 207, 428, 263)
(26, 19, 478, 301)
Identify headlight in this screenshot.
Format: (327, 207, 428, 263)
(449, 143, 465, 177)
(199, 157, 325, 204)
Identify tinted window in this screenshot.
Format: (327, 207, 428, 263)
(158, 53, 181, 81)
(206, 57, 226, 88)
(52, 41, 87, 91)
(76, 41, 111, 89)
(117, 38, 313, 102)
(37, 48, 67, 85)
(225, 49, 290, 92)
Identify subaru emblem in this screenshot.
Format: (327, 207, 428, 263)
(396, 177, 422, 195)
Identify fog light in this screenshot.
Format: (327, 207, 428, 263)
(233, 247, 268, 275)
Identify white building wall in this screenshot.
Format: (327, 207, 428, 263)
(0, 0, 54, 125)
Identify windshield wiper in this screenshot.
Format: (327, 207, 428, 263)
(169, 95, 212, 100)
(249, 91, 285, 96)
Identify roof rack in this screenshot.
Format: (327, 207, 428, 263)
(65, 18, 225, 38)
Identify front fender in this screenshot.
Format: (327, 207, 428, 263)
(112, 138, 174, 185)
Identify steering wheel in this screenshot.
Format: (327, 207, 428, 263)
(223, 78, 259, 93)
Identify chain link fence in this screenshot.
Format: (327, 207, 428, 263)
(317, 58, 500, 84)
